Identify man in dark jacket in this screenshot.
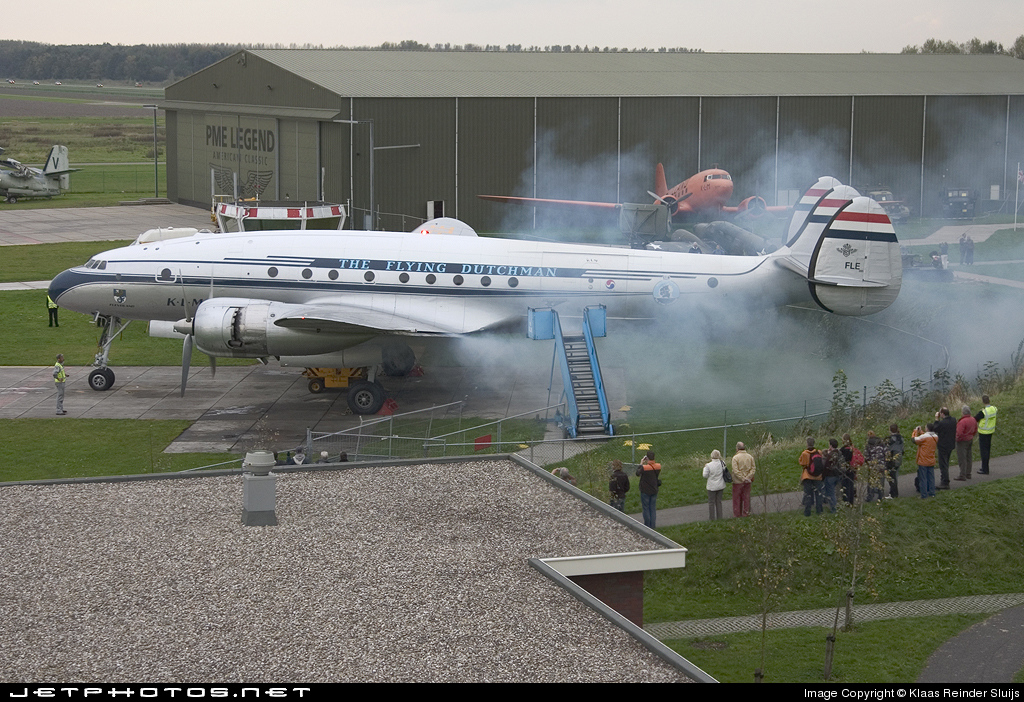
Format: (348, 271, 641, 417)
(934, 407, 957, 490)
(636, 450, 661, 528)
(608, 460, 630, 512)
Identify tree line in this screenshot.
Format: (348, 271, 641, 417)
(1, 36, 1020, 85)
(901, 35, 1024, 59)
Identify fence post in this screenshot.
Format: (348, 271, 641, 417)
(722, 410, 728, 458)
(305, 427, 313, 455)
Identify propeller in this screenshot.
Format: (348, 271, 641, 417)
(647, 190, 691, 212)
(181, 332, 193, 397)
(173, 267, 218, 397)
(178, 269, 193, 397)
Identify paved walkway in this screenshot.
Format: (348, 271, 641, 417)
(916, 223, 1011, 245)
(640, 450, 1024, 682)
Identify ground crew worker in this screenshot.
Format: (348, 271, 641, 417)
(974, 395, 997, 474)
(53, 353, 67, 415)
(46, 294, 59, 327)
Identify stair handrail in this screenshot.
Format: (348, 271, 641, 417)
(582, 305, 612, 435)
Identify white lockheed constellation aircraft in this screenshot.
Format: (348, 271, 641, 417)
(49, 177, 901, 414)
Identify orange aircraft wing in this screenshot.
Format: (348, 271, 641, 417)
(478, 195, 620, 210)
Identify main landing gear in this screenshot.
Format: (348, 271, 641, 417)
(302, 367, 387, 415)
(87, 314, 131, 392)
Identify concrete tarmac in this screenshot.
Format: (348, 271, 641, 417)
(0, 357, 622, 453)
(0, 203, 214, 245)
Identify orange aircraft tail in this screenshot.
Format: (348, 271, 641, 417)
(654, 163, 669, 199)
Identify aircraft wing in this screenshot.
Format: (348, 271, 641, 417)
(478, 194, 620, 210)
(272, 297, 513, 336)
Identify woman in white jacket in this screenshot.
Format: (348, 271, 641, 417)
(703, 449, 727, 521)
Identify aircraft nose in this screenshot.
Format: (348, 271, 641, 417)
(48, 268, 88, 305)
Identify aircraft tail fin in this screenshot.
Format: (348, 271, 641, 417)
(43, 145, 69, 175)
(776, 177, 902, 316)
(654, 163, 668, 199)
(42, 145, 76, 189)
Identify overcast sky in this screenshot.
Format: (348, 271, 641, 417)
(3, 0, 1021, 52)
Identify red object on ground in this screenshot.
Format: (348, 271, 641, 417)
(379, 398, 399, 415)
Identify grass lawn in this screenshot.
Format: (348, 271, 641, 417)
(669, 616, 985, 683)
(1, 289, 253, 367)
(0, 240, 132, 283)
(0, 115, 164, 164)
(0, 419, 236, 481)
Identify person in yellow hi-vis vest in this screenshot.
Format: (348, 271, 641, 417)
(974, 395, 997, 475)
(53, 353, 67, 415)
(46, 294, 59, 327)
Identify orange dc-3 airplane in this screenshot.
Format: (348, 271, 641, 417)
(479, 164, 787, 222)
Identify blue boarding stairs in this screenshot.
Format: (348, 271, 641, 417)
(528, 305, 614, 439)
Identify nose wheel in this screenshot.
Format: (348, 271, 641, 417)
(88, 367, 115, 391)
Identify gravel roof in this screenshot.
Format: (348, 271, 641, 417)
(1, 459, 693, 683)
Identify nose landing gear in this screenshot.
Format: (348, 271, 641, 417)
(86, 314, 131, 392)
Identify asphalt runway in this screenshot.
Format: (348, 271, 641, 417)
(0, 204, 624, 451)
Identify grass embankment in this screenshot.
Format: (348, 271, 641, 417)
(649, 475, 1024, 682)
(551, 376, 1024, 512)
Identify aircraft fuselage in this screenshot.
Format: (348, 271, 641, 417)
(50, 228, 799, 337)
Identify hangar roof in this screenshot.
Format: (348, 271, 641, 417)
(245, 50, 1024, 98)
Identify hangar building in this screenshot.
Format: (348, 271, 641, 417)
(162, 51, 1024, 231)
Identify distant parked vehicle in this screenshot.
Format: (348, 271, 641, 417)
(32, 81, 39, 85)
(54, 81, 62, 85)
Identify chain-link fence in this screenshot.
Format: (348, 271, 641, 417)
(306, 401, 566, 463)
(348, 206, 427, 233)
(68, 164, 164, 195)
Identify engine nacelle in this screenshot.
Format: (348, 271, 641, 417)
(190, 298, 367, 358)
(736, 196, 767, 216)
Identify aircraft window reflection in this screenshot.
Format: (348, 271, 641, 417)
(98, 261, 107, 270)
(268, 267, 279, 278)
(508, 277, 519, 287)
(480, 276, 491, 287)
(328, 270, 339, 281)
(453, 275, 464, 286)
(302, 268, 312, 279)
(364, 271, 375, 282)
(399, 273, 410, 283)
(426, 274, 436, 285)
